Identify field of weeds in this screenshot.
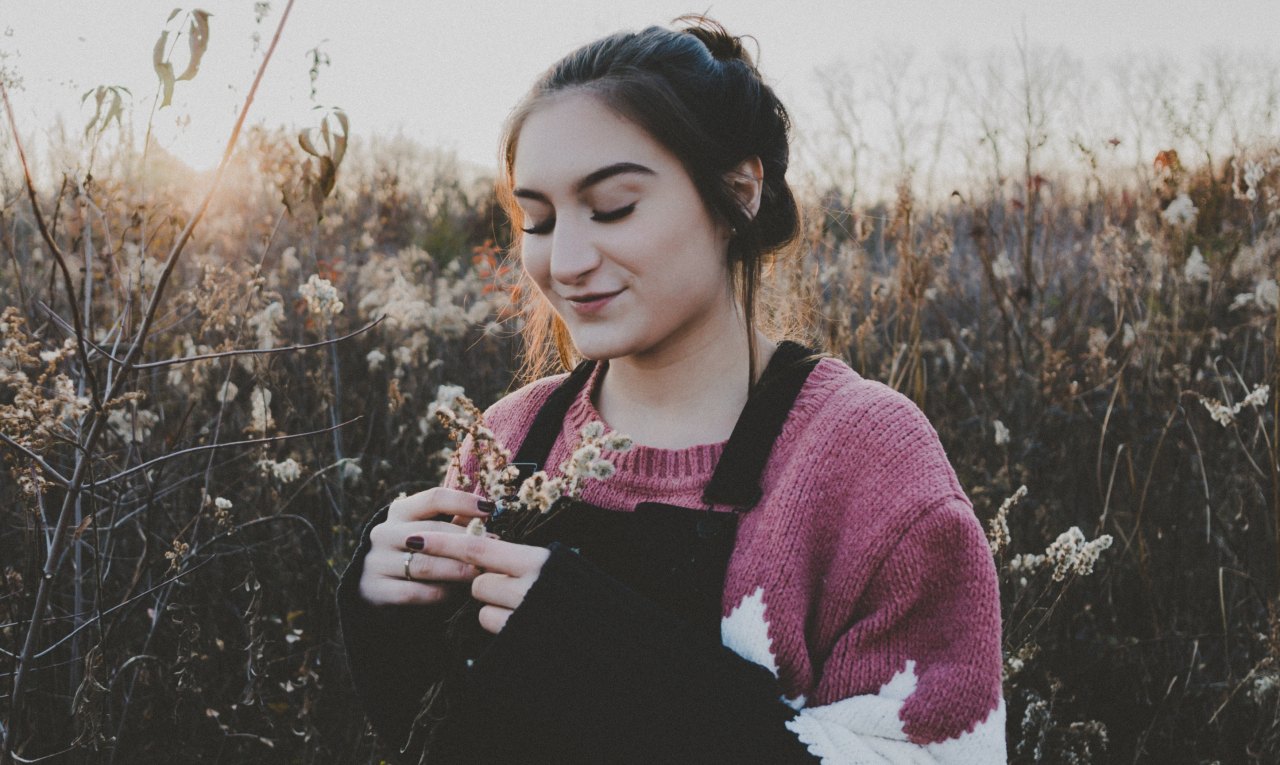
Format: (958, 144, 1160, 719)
(3, 10, 1280, 763)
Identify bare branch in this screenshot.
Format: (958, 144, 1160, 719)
(90, 417, 361, 488)
(135, 315, 385, 369)
(0, 434, 70, 486)
(38, 303, 385, 369)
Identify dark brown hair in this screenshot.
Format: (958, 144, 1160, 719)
(496, 14, 802, 385)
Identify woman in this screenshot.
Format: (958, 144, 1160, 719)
(338, 15, 1005, 763)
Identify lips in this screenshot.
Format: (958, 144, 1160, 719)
(563, 288, 624, 315)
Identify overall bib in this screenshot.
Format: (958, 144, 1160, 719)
(508, 339, 820, 635)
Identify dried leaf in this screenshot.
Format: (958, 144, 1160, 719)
(153, 31, 176, 108)
(82, 87, 106, 138)
(71, 512, 95, 541)
(297, 128, 320, 158)
(330, 109, 348, 167)
(176, 10, 212, 82)
(82, 86, 129, 137)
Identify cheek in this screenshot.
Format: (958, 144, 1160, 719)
(519, 242, 551, 289)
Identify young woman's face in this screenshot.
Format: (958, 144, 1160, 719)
(512, 92, 736, 364)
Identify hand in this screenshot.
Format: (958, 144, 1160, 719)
(357, 487, 494, 607)
(416, 532, 551, 634)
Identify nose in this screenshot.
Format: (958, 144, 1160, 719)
(547, 215, 602, 286)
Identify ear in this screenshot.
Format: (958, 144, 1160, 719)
(724, 155, 764, 222)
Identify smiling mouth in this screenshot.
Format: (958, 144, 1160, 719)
(563, 289, 624, 315)
(566, 289, 624, 303)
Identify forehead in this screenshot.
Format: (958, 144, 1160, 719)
(512, 92, 676, 192)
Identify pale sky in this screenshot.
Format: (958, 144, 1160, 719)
(2, 1, 1278, 177)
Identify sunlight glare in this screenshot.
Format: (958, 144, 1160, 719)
(153, 114, 234, 173)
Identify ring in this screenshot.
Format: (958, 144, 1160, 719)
(402, 550, 416, 581)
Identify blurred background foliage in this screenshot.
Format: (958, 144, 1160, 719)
(2, 9, 1280, 763)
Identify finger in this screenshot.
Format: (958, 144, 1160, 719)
(368, 548, 477, 582)
(470, 571, 529, 610)
(403, 551, 482, 583)
(370, 579, 456, 606)
(369, 518, 469, 549)
(477, 604, 512, 634)
(420, 532, 549, 576)
(387, 487, 496, 522)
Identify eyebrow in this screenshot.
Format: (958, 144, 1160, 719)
(513, 161, 655, 203)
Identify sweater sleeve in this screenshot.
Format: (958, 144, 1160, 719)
(780, 498, 1007, 762)
(334, 503, 457, 749)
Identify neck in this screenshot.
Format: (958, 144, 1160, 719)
(594, 309, 775, 449)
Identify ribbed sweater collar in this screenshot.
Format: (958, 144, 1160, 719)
(559, 356, 850, 498)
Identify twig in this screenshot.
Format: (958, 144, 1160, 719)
(29, 558, 215, 660)
(90, 417, 361, 488)
(0, 434, 70, 486)
(38, 301, 385, 369)
(138, 316, 383, 368)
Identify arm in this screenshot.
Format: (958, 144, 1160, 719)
(781, 499, 1006, 762)
(335, 468, 492, 748)
(334, 504, 454, 746)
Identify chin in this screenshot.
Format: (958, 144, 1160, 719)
(563, 326, 643, 362)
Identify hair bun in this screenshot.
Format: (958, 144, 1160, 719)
(674, 14, 755, 67)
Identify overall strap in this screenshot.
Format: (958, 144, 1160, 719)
(510, 358, 598, 482)
(700, 340, 822, 510)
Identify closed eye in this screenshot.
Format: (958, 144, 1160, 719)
(592, 203, 636, 223)
(521, 203, 637, 235)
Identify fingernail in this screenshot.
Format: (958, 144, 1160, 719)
(405, 535, 425, 550)
(476, 499, 496, 514)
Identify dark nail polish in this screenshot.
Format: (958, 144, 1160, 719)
(476, 499, 496, 514)
(405, 535, 425, 550)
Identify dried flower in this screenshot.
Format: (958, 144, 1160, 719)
(429, 386, 633, 535)
(338, 458, 363, 485)
(108, 408, 160, 444)
(1162, 193, 1198, 227)
(247, 301, 285, 350)
(992, 253, 1015, 281)
(993, 419, 1011, 447)
(1042, 527, 1113, 581)
(1200, 382, 1270, 427)
(1183, 247, 1210, 283)
(299, 275, 344, 320)
(1256, 279, 1279, 311)
(216, 381, 239, 404)
(258, 457, 302, 483)
(247, 386, 275, 435)
(987, 485, 1027, 555)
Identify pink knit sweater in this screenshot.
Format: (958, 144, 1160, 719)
(465, 355, 1006, 762)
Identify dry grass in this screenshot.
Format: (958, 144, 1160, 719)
(2, 27, 1280, 763)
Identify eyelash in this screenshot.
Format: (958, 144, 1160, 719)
(521, 203, 636, 236)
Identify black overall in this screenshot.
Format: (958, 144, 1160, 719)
(501, 339, 820, 638)
(394, 345, 819, 762)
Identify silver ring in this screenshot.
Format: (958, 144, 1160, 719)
(402, 550, 416, 581)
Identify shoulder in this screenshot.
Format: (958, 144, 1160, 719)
(790, 357, 956, 481)
(768, 355, 970, 545)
